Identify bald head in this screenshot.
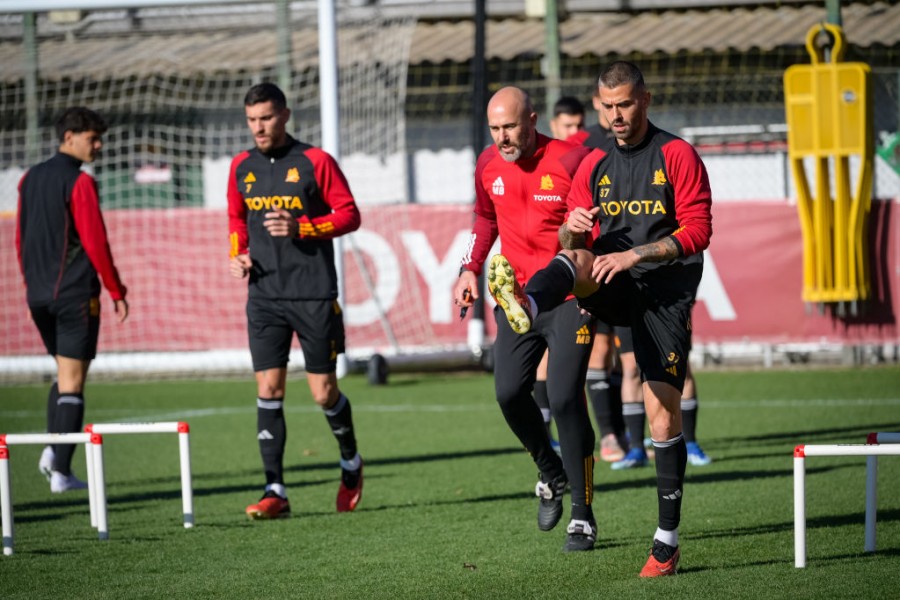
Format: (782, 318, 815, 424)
(486, 86, 538, 162)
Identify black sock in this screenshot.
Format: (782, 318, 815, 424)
(533, 380, 552, 438)
(586, 368, 614, 437)
(257, 397, 286, 486)
(53, 393, 84, 475)
(324, 393, 358, 463)
(524, 255, 576, 313)
(46, 381, 59, 433)
(653, 434, 687, 531)
(681, 397, 698, 443)
(608, 371, 625, 439)
(622, 403, 646, 449)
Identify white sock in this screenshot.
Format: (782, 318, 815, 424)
(340, 453, 362, 472)
(655, 527, 678, 548)
(265, 482, 287, 499)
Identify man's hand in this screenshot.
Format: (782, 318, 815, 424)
(566, 206, 600, 235)
(230, 254, 252, 279)
(591, 250, 640, 284)
(263, 208, 299, 238)
(560, 206, 599, 250)
(590, 237, 681, 284)
(453, 270, 479, 314)
(114, 299, 129, 323)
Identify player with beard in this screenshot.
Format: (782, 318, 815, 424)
(228, 83, 363, 519)
(488, 63, 713, 575)
(453, 86, 597, 552)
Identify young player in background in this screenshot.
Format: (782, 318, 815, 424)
(16, 107, 129, 493)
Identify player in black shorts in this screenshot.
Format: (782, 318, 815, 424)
(228, 83, 363, 519)
(613, 324, 713, 469)
(16, 107, 129, 493)
(492, 62, 713, 577)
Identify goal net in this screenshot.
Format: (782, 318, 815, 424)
(0, 5, 432, 382)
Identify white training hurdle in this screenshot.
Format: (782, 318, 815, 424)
(864, 432, 900, 555)
(793, 438, 900, 568)
(84, 421, 194, 528)
(0, 432, 108, 556)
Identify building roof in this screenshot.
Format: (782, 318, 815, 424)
(0, 2, 897, 82)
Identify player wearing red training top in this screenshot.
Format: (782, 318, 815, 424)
(453, 87, 598, 553)
(228, 82, 363, 520)
(490, 62, 713, 576)
(16, 107, 129, 493)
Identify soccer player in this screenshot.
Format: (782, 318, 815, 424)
(228, 82, 363, 519)
(16, 106, 129, 493)
(488, 62, 713, 576)
(453, 86, 598, 552)
(548, 95, 586, 141)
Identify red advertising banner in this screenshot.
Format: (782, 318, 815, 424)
(1, 200, 897, 358)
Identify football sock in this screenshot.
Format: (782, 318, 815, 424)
(622, 402, 647, 448)
(533, 380, 552, 438)
(46, 380, 59, 433)
(53, 393, 84, 475)
(257, 397, 286, 486)
(324, 393, 358, 462)
(681, 397, 699, 443)
(609, 371, 625, 438)
(524, 254, 576, 313)
(652, 434, 687, 531)
(586, 368, 614, 437)
(265, 482, 287, 499)
(655, 527, 679, 548)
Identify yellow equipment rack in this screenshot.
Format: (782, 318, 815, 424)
(784, 23, 873, 313)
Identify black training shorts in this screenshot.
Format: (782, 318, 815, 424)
(578, 266, 698, 392)
(247, 297, 346, 374)
(30, 296, 101, 361)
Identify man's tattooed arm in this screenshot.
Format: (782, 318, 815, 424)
(632, 236, 681, 263)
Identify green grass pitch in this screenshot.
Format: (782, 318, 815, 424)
(1, 366, 899, 599)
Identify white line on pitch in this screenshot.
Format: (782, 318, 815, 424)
(3, 397, 900, 422)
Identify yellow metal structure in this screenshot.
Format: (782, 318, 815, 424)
(784, 23, 873, 308)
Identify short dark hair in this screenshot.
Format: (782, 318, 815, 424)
(244, 82, 287, 111)
(55, 107, 107, 142)
(598, 61, 645, 92)
(553, 96, 585, 118)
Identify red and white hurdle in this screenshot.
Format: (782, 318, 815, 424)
(84, 421, 194, 528)
(0, 432, 108, 556)
(864, 432, 900, 555)
(793, 436, 900, 568)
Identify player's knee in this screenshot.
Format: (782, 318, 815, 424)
(308, 375, 339, 408)
(494, 380, 528, 410)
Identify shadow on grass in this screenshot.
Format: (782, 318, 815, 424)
(14, 445, 525, 521)
(688, 508, 900, 543)
(734, 422, 900, 446)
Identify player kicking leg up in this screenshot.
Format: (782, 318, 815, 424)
(494, 251, 690, 574)
(488, 255, 598, 552)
